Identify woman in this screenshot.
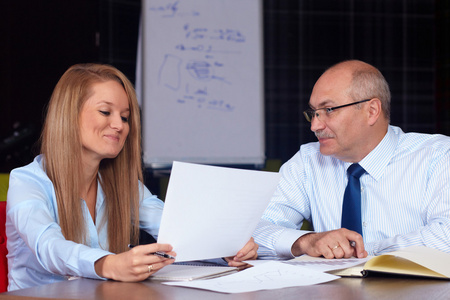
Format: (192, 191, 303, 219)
(6, 63, 258, 291)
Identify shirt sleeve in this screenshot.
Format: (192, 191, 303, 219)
(365, 149, 450, 255)
(138, 184, 164, 240)
(253, 151, 313, 258)
(7, 169, 111, 280)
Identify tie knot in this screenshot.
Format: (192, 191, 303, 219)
(347, 163, 365, 179)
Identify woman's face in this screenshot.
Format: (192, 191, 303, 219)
(79, 80, 130, 166)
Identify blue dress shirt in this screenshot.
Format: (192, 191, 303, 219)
(254, 125, 450, 258)
(6, 155, 164, 291)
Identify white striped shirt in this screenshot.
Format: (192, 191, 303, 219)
(254, 125, 450, 258)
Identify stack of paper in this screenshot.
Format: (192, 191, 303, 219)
(150, 264, 238, 281)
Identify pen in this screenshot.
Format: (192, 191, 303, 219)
(127, 244, 176, 259)
(152, 251, 176, 259)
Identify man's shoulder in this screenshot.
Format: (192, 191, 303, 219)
(397, 130, 450, 152)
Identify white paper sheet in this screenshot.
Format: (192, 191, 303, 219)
(157, 161, 281, 262)
(285, 255, 371, 272)
(163, 261, 339, 293)
(149, 264, 237, 281)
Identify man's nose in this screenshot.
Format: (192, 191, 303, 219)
(310, 114, 325, 132)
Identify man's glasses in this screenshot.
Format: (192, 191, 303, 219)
(303, 99, 371, 122)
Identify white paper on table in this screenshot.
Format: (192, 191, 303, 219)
(163, 261, 339, 293)
(243, 259, 279, 267)
(285, 255, 371, 272)
(157, 161, 281, 262)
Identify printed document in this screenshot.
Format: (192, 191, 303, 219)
(163, 261, 339, 293)
(157, 161, 280, 262)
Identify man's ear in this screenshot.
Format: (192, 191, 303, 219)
(367, 98, 382, 126)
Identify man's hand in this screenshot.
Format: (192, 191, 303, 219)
(291, 229, 367, 259)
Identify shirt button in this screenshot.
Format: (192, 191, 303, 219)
(362, 222, 367, 227)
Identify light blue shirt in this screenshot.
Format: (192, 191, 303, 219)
(254, 125, 450, 258)
(6, 155, 164, 291)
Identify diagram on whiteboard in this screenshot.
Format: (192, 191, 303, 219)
(140, 0, 264, 166)
(154, 15, 247, 113)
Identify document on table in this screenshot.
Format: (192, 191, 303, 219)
(163, 261, 339, 293)
(284, 255, 371, 272)
(149, 264, 238, 281)
(157, 161, 281, 262)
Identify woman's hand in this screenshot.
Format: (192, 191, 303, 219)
(224, 237, 258, 268)
(94, 243, 176, 282)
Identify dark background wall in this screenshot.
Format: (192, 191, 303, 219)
(1, 0, 449, 174)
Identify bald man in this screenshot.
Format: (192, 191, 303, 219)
(254, 60, 450, 259)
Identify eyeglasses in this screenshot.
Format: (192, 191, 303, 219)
(303, 99, 371, 122)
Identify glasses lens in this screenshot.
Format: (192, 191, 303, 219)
(303, 110, 313, 122)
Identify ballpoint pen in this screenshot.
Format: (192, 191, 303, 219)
(127, 244, 176, 259)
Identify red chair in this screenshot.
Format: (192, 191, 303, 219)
(0, 201, 8, 292)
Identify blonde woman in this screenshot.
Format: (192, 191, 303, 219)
(6, 63, 258, 291)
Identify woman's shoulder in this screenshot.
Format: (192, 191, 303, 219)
(10, 155, 48, 181)
(8, 155, 53, 200)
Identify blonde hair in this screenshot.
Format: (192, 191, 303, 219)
(40, 63, 142, 253)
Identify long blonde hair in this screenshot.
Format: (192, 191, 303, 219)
(40, 63, 142, 253)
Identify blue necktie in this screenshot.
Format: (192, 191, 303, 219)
(341, 163, 366, 235)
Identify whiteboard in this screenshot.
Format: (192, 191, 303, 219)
(139, 0, 264, 168)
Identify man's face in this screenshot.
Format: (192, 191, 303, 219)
(308, 69, 369, 162)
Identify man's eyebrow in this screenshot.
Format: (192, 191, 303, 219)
(309, 99, 335, 109)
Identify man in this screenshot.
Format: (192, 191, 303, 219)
(254, 60, 450, 260)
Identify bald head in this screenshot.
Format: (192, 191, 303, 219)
(328, 60, 375, 72)
(322, 60, 391, 121)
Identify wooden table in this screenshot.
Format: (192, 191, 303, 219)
(0, 276, 449, 300)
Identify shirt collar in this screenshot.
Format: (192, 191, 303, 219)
(358, 125, 398, 181)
